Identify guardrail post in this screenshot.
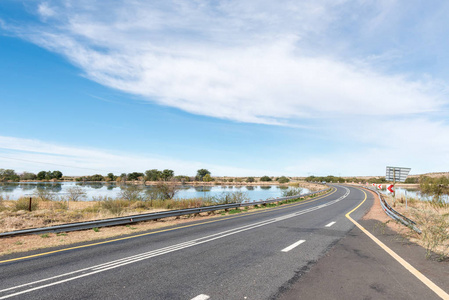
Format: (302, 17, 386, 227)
(29, 197, 32, 212)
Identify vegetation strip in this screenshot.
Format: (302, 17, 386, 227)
(0, 188, 331, 237)
(0, 188, 334, 264)
(346, 188, 449, 300)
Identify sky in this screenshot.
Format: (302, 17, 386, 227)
(0, 0, 448, 177)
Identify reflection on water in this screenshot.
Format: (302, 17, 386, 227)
(0, 182, 310, 202)
(379, 187, 449, 203)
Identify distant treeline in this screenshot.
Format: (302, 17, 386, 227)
(0, 168, 294, 184)
(305, 175, 420, 184)
(0, 169, 63, 182)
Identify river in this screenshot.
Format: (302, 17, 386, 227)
(0, 182, 310, 202)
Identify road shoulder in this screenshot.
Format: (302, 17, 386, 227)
(276, 190, 449, 300)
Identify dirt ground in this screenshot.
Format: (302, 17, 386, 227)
(0, 213, 223, 257)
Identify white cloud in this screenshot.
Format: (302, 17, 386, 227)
(3, 1, 449, 176)
(0, 136, 271, 176)
(37, 2, 55, 18)
(8, 0, 444, 125)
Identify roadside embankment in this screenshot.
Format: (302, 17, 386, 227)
(362, 188, 449, 259)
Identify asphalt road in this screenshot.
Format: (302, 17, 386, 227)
(0, 185, 373, 299)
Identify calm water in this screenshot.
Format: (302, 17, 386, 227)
(0, 182, 309, 202)
(378, 186, 449, 203)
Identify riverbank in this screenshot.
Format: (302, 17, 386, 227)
(0, 189, 330, 256)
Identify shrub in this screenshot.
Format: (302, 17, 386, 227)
(101, 199, 130, 216)
(118, 185, 143, 201)
(246, 177, 255, 183)
(0, 195, 6, 211)
(282, 187, 303, 197)
(212, 191, 250, 204)
(277, 176, 290, 184)
(14, 197, 38, 211)
(33, 188, 55, 201)
(410, 207, 449, 259)
(260, 176, 272, 182)
(66, 186, 87, 201)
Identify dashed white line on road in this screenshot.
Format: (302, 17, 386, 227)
(191, 294, 210, 300)
(325, 221, 336, 227)
(281, 240, 306, 252)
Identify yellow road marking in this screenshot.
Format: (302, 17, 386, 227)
(346, 189, 449, 300)
(0, 188, 335, 264)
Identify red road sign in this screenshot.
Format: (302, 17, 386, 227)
(387, 184, 394, 193)
(377, 184, 382, 189)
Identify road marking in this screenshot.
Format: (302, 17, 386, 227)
(191, 295, 210, 300)
(281, 240, 306, 252)
(0, 188, 336, 265)
(347, 189, 449, 300)
(0, 190, 350, 299)
(325, 221, 336, 227)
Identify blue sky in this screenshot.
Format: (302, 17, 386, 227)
(0, 0, 448, 177)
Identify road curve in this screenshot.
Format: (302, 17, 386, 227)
(0, 185, 373, 300)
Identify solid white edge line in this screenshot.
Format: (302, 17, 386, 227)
(325, 221, 336, 227)
(281, 240, 306, 252)
(191, 294, 210, 300)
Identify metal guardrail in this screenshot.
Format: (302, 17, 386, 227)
(363, 186, 421, 234)
(0, 187, 331, 238)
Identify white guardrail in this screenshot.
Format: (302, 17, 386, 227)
(365, 186, 421, 234)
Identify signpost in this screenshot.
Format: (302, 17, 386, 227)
(386, 166, 411, 205)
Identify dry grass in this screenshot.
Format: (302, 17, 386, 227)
(0, 190, 330, 257)
(373, 193, 449, 259)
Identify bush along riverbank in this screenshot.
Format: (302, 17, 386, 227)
(0, 188, 330, 256)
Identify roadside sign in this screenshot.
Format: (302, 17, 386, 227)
(387, 184, 394, 193)
(386, 166, 411, 182)
(377, 184, 382, 189)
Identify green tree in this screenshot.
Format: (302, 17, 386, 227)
(107, 173, 116, 181)
(161, 169, 174, 181)
(246, 177, 255, 183)
(145, 169, 162, 181)
(203, 174, 214, 182)
(37, 171, 47, 180)
(52, 170, 63, 179)
(196, 169, 211, 181)
(260, 176, 272, 182)
(88, 174, 105, 181)
(128, 172, 144, 181)
(20, 172, 37, 180)
(419, 175, 449, 204)
(0, 169, 20, 182)
(277, 176, 290, 184)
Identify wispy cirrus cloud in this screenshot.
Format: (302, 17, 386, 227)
(2, 0, 449, 176)
(3, 0, 445, 125)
